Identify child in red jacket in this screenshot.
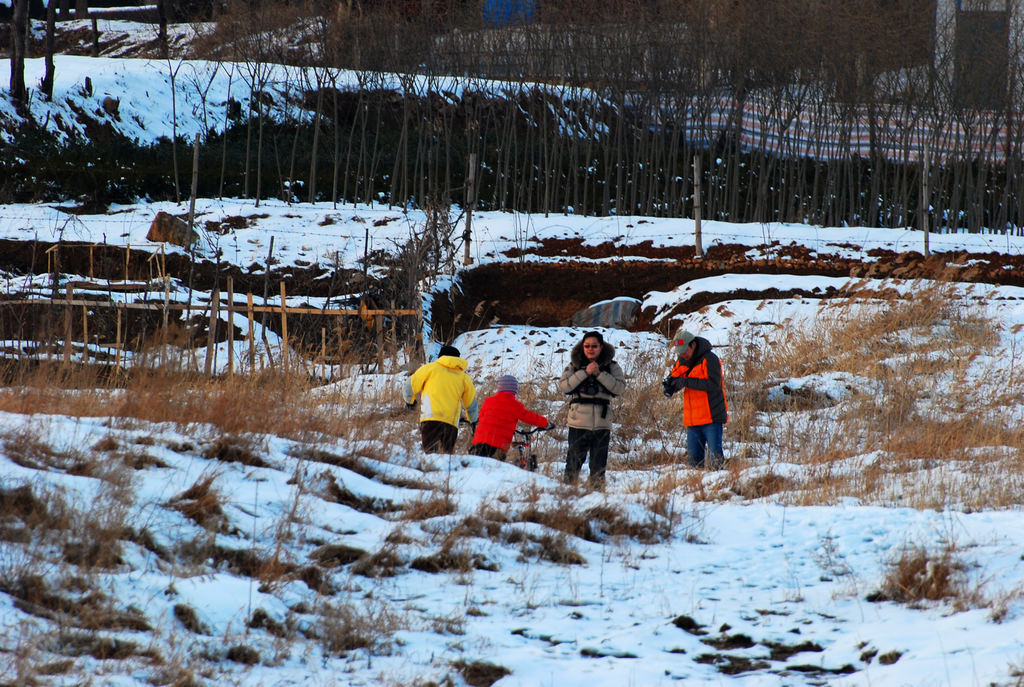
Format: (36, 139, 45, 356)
(469, 375, 549, 459)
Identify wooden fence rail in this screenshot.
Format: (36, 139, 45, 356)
(1, 283, 421, 377)
(1, 298, 418, 317)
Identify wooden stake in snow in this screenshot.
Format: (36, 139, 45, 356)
(694, 154, 704, 260)
(921, 140, 930, 257)
(247, 292, 255, 371)
(205, 287, 219, 377)
(464, 152, 477, 266)
(280, 282, 289, 371)
(227, 277, 235, 376)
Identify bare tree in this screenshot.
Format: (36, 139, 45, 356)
(41, 0, 58, 100)
(9, 0, 28, 107)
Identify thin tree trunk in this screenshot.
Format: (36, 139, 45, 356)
(308, 84, 324, 203)
(9, 0, 28, 106)
(41, 0, 57, 100)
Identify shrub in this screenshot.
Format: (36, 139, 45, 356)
(868, 543, 980, 609)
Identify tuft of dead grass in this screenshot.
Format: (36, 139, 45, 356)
(351, 545, 405, 578)
(867, 543, 982, 609)
(202, 434, 268, 467)
(453, 659, 511, 687)
(399, 492, 458, 521)
(0, 484, 70, 537)
(313, 597, 403, 656)
(411, 547, 498, 574)
(168, 473, 231, 533)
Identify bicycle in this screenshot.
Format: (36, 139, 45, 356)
(509, 425, 553, 471)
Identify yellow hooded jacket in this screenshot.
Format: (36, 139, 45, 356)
(403, 355, 479, 428)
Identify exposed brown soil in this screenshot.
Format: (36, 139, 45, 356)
(5, 235, 1024, 359)
(431, 237, 1024, 340)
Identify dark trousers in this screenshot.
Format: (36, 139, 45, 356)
(420, 421, 458, 453)
(469, 442, 504, 460)
(565, 427, 610, 483)
(686, 423, 725, 469)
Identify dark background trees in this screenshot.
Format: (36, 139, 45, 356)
(3, 0, 1022, 233)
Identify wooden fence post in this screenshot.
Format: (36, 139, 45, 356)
(204, 287, 219, 377)
(63, 284, 73, 364)
(247, 292, 255, 371)
(921, 140, 930, 257)
(81, 306, 88, 363)
(463, 152, 477, 266)
(693, 154, 703, 260)
(115, 305, 122, 372)
(320, 326, 326, 379)
(227, 277, 235, 376)
(279, 282, 289, 371)
(375, 315, 384, 372)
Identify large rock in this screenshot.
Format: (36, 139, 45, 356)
(147, 211, 199, 247)
(569, 297, 641, 329)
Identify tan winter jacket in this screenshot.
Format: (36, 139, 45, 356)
(557, 339, 627, 431)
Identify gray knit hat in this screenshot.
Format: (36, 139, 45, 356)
(496, 375, 519, 395)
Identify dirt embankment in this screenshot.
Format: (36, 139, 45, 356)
(5, 233, 1024, 356)
(430, 238, 1024, 341)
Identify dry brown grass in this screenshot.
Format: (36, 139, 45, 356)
(0, 483, 72, 538)
(399, 492, 458, 521)
(568, 279, 1024, 511)
(453, 659, 512, 686)
(3, 277, 1022, 523)
(313, 597, 404, 656)
(169, 473, 230, 532)
(0, 364, 357, 443)
(867, 542, 982, 610)
(707, 280, 1024, 508)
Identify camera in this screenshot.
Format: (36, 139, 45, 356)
(580, 377, 602, 396)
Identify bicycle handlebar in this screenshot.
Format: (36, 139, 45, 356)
(513, 425, 554, 437)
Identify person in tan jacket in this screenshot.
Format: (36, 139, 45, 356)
(557, 331, 627, 486)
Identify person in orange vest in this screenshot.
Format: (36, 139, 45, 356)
(662, 328, 728, 469)
(469, 375, 550, 460)
(403, 344, 479, 453)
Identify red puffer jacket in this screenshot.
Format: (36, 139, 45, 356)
(471, 391, 548, 452)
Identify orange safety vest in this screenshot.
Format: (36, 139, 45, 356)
(670, 356, 728, 427)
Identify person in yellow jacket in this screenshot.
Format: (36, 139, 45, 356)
(662, 329, 728, 469)
(403, 344, 479, 453)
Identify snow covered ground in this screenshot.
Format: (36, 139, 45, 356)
(2, 197, 1024, 686)
(3, 29, 1024, 687)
